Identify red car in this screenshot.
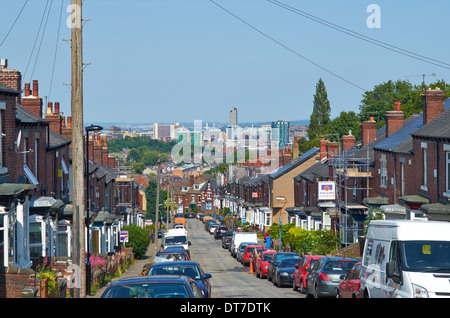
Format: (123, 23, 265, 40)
(337, 261, 362, 298)
(241, 245, 264, 266)
(292, 255, 323, 293)
(255, 250, 276, 278)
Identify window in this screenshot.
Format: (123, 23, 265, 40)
(421, 142, 428, 191)
(29, 221, 43, 259)
(446, 151, 450, 194)
(380, 154, 387, 188)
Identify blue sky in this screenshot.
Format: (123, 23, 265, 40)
(1, 0, 449, 125)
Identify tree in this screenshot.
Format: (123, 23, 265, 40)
(327, 110, 361, 142)
(359, 79, 422, 128)
(307, 78, 331, 142)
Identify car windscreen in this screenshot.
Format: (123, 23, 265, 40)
(165, 236, 187, 245)
(279, 258, 299, 267)
(401, 240, 450, 273)
(102, 282, 190, 298)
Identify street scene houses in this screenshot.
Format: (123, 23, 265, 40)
(0, 61, 143, 297)
(210, 89, 450, 247)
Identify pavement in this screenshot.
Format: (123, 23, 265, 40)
(87, 240, 160, 298)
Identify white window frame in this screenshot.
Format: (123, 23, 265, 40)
(421, 142, 428, 191)
(380, 154, 387, 188)
(444, 146, 450, 198)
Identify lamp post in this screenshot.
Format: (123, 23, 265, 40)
(85, 124, 103, 295)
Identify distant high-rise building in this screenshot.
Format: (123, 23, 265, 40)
(230, 107, 238, 126)
(271, 120, 290, 149)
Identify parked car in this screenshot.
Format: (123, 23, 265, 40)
(305, 256, 360, 298)
(101, 275, 204, 298)
(154, 250, 189, 263)
(255, 250, 276, 279)
(273, 258, 300, 287)
(236, 242, 256, 263)
(337, 261, 362, 298)
(268, 252, 301, 282)
(147, 261, 212, 298)
(293, 255, 323, 293)
(214, 226, 228, 239)
(184, 213, 195, 218)
(209, 223, 220, 234)
(249, 247, 266, 271)
(241, 245, 264, 266)
(221, 231, 233, 249)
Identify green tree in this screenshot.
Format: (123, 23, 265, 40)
(327, 110, 361, 142)
(307, 78, 331, 142)
(359, 80, 422, 128)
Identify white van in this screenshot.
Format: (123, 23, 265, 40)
(360, 220, 450, 298)
(162, 228, 191, 256)
(230, 232, 258, 258)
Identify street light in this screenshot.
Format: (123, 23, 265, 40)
(85, 124, 103, 295)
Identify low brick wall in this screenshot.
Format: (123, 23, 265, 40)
(0, 266, 38, 298)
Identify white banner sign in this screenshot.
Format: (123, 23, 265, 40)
(318, 181, 336, 200)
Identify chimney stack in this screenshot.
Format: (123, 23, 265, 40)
(320, 136, 329, 160)
(21, 80, 43, 117)
(423, 88, 446, 125)
(342, 133, 356, 152)
(385, 101, 404, 137)
(361, 117, 377, 147)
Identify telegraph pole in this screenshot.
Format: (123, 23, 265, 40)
(71, 0, 86, 298)
(155, 157, 161, 253)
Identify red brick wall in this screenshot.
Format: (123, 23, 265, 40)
(0, 267, 38, 298)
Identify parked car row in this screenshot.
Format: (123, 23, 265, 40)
(198, 214, 362, 298)
(101, 214, 212, 298)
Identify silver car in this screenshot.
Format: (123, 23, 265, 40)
(305, 256, 359, 298)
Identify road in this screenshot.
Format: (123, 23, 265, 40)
(185, 218, 305, 298)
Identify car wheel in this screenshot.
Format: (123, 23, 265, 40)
(300, 280, 307, 294)
(314, 284, 320, 298)
(292, 280, 298, 291)
(305, 285, 313, 298)
(336, 290, 341, 298)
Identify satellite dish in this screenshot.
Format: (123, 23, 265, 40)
(15, 130, 22, 151)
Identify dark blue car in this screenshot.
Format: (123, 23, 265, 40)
(101, 275, 204, 298)
(147, 261, 212, 298)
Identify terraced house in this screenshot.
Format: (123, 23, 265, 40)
(0, 60, 142, 298)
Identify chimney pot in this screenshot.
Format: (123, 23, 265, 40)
(24, 82, 31, 96)
(32, 80, 39, 97)
(0, 59, 7, 69)
(54, 102, 60, 114)
(67, 116, 72, 128)
(47, 102, 53, 115)
(394, 101, 401, 111)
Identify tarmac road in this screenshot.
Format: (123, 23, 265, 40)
(186, 218, 304, 298)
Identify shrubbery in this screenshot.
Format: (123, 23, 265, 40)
(122, 224, 150, 259)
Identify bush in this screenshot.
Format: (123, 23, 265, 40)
(122, 224, 150, 259)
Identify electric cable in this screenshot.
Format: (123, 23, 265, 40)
(209, 0, 367, 92)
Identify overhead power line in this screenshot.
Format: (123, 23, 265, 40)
(268, 0, 450, 70)
(209, 0, 367, 92)
(0, 0, 29, 48)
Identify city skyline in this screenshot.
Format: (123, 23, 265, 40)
(1, 1, 449, 124)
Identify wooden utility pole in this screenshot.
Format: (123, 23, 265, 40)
(155, 157, 161, 253)
(71, 0, 86, 298)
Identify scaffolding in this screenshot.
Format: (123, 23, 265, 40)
(328, 138, 372, 246)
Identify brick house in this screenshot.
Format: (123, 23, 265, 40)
(407, 90, 450, 221)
